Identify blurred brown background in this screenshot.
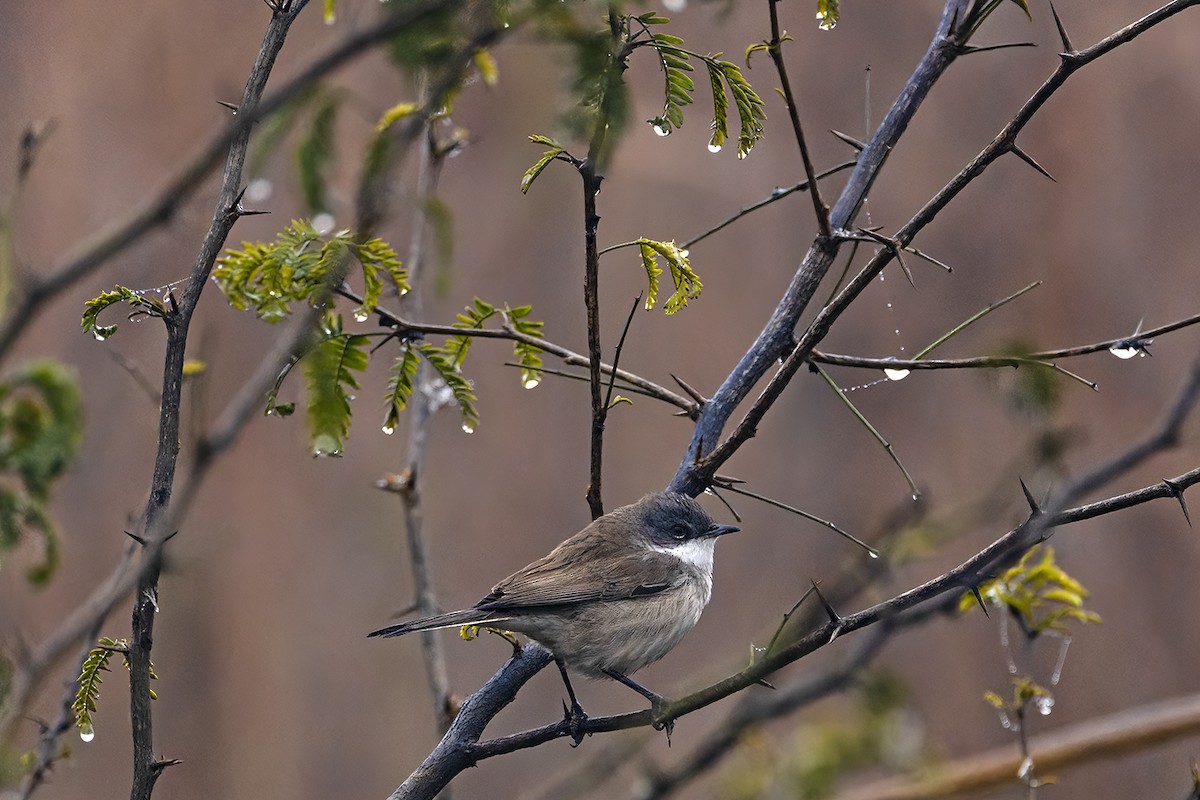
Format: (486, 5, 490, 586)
(2, 0, 1199, 797)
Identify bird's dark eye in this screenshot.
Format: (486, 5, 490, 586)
(671, 523, 688, 540)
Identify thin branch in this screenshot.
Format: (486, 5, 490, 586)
(582, 157, 606, 519)
(835, 691, 1200, 800)
(388, 92, 457, 735)
(686, 0, 1199, 490)
(0, 0, 457, 363)
(680, 161, 856, 251)
(336, 285, 698, 416)
(128, 6, 311, 797)
(810, 361, 921, 499)
(767, 0, 830, 234)
(669, 0, 972, 495)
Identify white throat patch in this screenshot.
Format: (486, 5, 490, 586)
(651, 536, 717, 575)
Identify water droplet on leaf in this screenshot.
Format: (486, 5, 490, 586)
(382, 424, 395, 435)
(354, 308, 370, 322)
(707, 141, 722, 154)
(461, 422, 475, 434)
(523, 377, 540, 390)
(80, 724, 95, 742)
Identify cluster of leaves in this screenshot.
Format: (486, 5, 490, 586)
(637, 238, 702, 314)
(264, 297, 542, 456)
(961, 544, 1102, 635)
(383, 299, 545, 437)
(81, 287, 171, 341)
(0, 362, 83, 584)
(73, 638, 157, 742)
(213, 219, 408, 323)
(636, 14, 767, 159)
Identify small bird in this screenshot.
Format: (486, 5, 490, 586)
(369, 491, 739, 740)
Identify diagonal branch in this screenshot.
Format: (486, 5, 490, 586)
(685, 0, 1200, 491)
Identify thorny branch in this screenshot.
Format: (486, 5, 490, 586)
(0, 0, 469, 773)
(389, 2, 1200, 796)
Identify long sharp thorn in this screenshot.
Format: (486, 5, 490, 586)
(755, 678, 776, 689)
(1049, 0, 1074, 52)
(971, 585, 991, 618)
(829, 129, 866, 152)
(1010, 144, 1057, 182)
(670, 373, 707, 405)
(216, 100, 239, 114)
(1163, 478, 1192, 527)
(810, 580, 841, 625)
(1019, 477, 1040, 514)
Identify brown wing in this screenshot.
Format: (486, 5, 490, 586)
(474, 516, 673, 609)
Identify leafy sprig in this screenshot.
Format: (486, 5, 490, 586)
(213, 219, 407, 323)
(961, 545, 1102, 635)
(81, 287, 170, 341)
(73, 638, 157, 742)
(304, 314, 370, 456)
(636, 15, 766, 159)
(520, 135, 572, 194)
(636, 238, 702, 314)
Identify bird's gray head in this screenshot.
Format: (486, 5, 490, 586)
(632, 492, 740, 547)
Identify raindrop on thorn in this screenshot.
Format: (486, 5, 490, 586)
(1109, 343, 1139, 359)
(1018, 756, 1034, 779)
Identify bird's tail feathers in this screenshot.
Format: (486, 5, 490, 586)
(368, 609, 509, 638)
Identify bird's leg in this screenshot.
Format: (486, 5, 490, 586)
(556, 658, 589, 747)
(602, 669, 675, 742)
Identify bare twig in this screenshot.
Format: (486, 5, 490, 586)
(766, 0, 830, 234)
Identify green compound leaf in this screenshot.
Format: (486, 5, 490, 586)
(636, 239, 701, 314)
(504, 304, 544, 389)
(420, 344, 479, 434)
(214, 220, 406, 323)
(521, 135, 568, 194)
(383, 343, 421, 436)
(73, 638, 120, 742)
(640, 29, 766, 159)
(304, 314, 370, 457)
(81, 286, 169, 341)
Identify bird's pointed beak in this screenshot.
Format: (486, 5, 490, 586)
(705, 522, 740, 538)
